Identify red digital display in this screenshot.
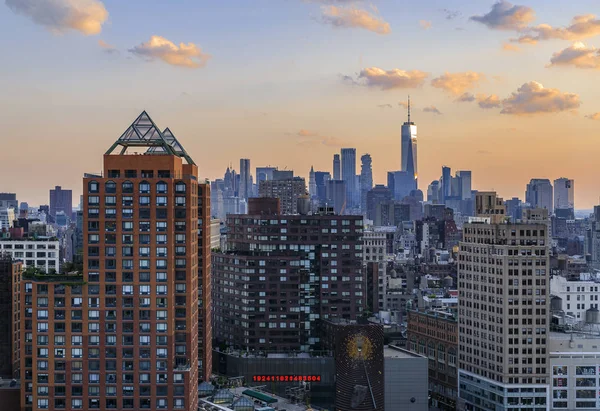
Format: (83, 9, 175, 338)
(252, 375, 321, 382)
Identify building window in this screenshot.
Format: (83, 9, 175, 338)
(156, 182, 168, 193)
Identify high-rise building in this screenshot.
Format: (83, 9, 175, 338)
(239, 158, 251, 201)
(458, 192, 551, 410)
(553, 178, 574, 212)
(360, 154, 373, 214)
(427, 181, 441, 204)
(76, 111, 207, 410)
(366, 185, 392, 222)
(401, 97, 418, 188)
(255, 166, 277, 183)
(49, 186, 73, 218)
(308, 166, 317, 199)
(0, 193, 18, 210)
(341, 148, 357, 208)
(441, 166, 451, 203)
(525, 178, 553, 214)
(333, 154, 341, 181)
(258, 177, 306, 215)
(455, 171, 472, 201)
(387, 171, 414, 201)
(314, 171, 331, 204)
(326, 180, 346, 215)
(213, 210, 364, 352)
(0, 208, 16, 230)
(0, 254, 20, 378)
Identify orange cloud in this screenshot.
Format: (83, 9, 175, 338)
(355, 67, 429, 90)
(129, 36, 211, 68)
(6, 0, 108, 35)
(321, 6, 391, 34)
(419, 20, 432, 30)
(501, 81, 581, 115)
(431, 72, 485, 95)
(514, 14, 600, 43)
(292, 129, 343, 147)
(502, 42, 520, 52)
(476, 94, 501, 109)
(423, 106, 442, 115)
(549, 42, 600, 69)
(586, 113, 600, 121)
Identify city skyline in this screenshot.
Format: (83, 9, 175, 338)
(2, 0, 600, 207)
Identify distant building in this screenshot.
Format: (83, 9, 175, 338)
(0, 194, 17, 210)
(341, 148, 357, 208)
(388, 171, 415, 201)
(314, 171, 331, 204)
(554, 177, 574, 215)
(526, 178, 553, 214)
(360, 154, 373, 215)
(49, 185, 72, 218)
(0, 238, 59, 271)
(0, 208, 15, 231)
(239, 158, 251, 201)
(333, 154, 341, 180)
(326, 180, 347, 215)
(255, 166, 277, 183)
(401, 97, 418, 189)
(366, 185, 392, 222)
(258, 177, 306, 215)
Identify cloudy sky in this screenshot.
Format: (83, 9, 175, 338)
(1, 0, 600, 208)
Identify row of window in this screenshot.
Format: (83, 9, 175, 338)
(31, 334, 185, 347)
(89, 259, 187, 270)
(88, 234, 186, 244)
(89, 180, 186, 194)
(89, 195, 186, 206)
(35, 397, 185, 409)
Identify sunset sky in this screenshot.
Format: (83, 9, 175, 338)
(1, 0, 599, 208)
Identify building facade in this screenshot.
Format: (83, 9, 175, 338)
(340, 148, 357, 208)
(0, 239, 59, 272)
(258, 178, 306, 215)
(407, 309, 458, 410)
(213, 212, 364, 352)
(13, 111, 214, 411)
(401, 99, 418, 189)
(526, 179, 554, 215)
(49, 186, 72, 219)
(458, 192, 551, 411)
(553, 178, 574, 213)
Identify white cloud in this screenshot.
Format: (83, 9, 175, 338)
(470, 1, 535, 30)
(353, 67, 429, 90)
(6, 0, 108, 35)
(501, 81, 581, 115)
(549, 42, 600, 69)
(129, 36, 211, 68)
(321, 6, 391, 34)
(431, 72, 485, 95)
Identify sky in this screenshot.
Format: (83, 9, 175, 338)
(1, 0, 600, 208)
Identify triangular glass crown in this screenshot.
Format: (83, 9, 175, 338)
(105, 112, 195, 165)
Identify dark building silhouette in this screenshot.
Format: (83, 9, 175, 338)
(49, 186, 72, 218)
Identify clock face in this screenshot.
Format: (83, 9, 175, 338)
(346, 333, 374, 361)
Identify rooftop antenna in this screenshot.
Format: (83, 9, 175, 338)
(408, 95, 411, 123)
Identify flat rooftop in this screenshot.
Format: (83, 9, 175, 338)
(384, 345, 424, 359)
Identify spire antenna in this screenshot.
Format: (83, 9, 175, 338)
(408, 95, 411, 123)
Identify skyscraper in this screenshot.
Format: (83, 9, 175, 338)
(326, 179, 347, 215)
(526, 178, 553, 214)
(309, 166, 317, 199)
(258, 177, 306, 215)
(80, 111, 208, 410)
(458, 192, 550, 410)
(553, 177, 574, 211)
(239, 158, 251, 200)
(456, 170, 472, 200)
(360, 154, 373, 214)
(401, 97, 418, 189)
(49, 186, 73, 218)
(341, 148, 357, 208)
(333, 154, 341, 181)
(314, 171, 331, 204)
(441, 166, 451, 203)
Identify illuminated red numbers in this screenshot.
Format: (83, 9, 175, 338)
(252, 375, 321, 383)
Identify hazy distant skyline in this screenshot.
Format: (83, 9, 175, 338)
(1, 0, 599, 207)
